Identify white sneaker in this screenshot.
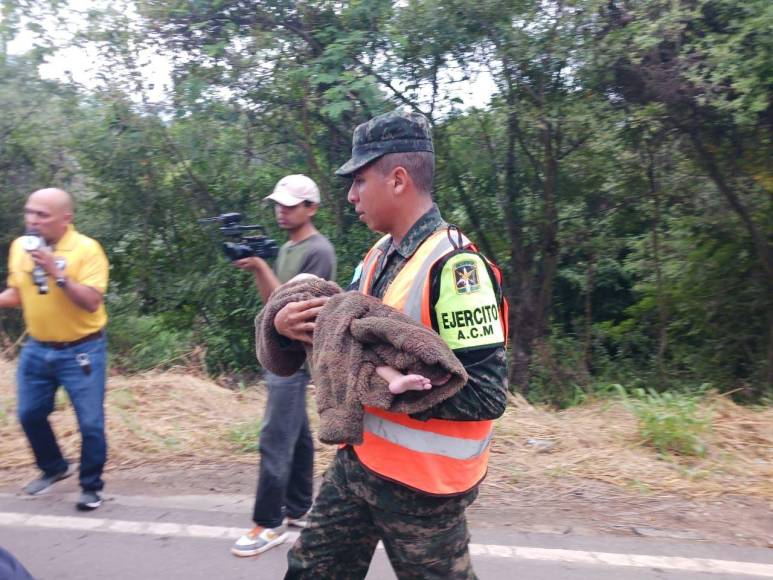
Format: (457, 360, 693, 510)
(76, 490, 103, 511)
(285, 513, 309, 528)
(230, 525, 289, 557)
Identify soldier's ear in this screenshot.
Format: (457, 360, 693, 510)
(392, 166, 408, 196)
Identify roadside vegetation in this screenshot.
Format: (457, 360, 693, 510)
(616, 385, 714, 457)
(1, 0, 771, 406)
(1, 358, 770, 501)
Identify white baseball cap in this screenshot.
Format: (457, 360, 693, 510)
(264, 174, 320, 206)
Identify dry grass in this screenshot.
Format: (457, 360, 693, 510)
(0, 359, 267, 475)
(1, 358, 771, 500)
(486, 393, 773, 500)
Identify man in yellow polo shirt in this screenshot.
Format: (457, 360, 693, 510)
(0, 188, 109, 511)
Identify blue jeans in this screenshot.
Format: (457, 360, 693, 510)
(16, 335, 107, 492)
(252, 370, 314, 528)
(0, 546, 34, 580)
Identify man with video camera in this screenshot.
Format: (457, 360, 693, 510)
(230, 174, 336, 558)
(0, 188, 109, 511)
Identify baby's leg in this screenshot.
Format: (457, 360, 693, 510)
(376, 365, 433, 394)
(387, 373, 432, 395)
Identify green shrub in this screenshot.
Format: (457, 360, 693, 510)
(108, 312, 194, 373)
(227, 419, 262, 453)
(616, 385, 713, 457)
(526, 333, 591, 408)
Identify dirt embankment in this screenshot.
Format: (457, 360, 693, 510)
(1, 358, 771, 547)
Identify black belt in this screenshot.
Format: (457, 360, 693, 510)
(36, 330, 104, 350)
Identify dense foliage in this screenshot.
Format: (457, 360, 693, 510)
(1, 0, 770, 404)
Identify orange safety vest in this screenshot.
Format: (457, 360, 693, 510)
(354, 228, 504, 495)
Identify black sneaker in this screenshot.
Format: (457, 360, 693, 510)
(76, 490, 103, 511)
(23, 465, 75, 495)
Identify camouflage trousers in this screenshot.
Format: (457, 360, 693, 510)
(285, 446, 478, 580)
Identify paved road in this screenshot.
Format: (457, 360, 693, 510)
(1, 491, 771, 580)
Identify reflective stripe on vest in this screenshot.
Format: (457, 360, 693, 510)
(354, 228, 494, 495)
(363, 413, 493, 459)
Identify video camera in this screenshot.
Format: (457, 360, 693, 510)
(198, 212, 279, 261)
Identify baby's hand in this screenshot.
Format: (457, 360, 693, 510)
(388, 374, 433, 395)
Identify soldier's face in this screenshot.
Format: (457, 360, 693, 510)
(347, 164, 393, 233)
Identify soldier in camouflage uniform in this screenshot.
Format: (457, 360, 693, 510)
(274, 110, 509, 579)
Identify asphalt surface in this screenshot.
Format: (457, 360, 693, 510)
(1, 490, 772, 580)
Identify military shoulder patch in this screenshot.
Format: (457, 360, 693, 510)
(453, 260, 480, 294)
(434, 252, 505, 351)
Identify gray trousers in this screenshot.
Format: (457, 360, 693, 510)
(252, 370, 314, 528)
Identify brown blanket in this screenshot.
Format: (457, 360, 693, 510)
(255, 277, 342, 377)
(256, 279, 468, 445)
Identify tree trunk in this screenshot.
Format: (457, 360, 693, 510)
(767, 310, 773, 390)
(299, 83, 339, 230)
(434, 127, 499, 263)
(686, 128, 773, 284)
(502, 77, 535, 395)
(647, 147, 669, 388)
(583, 251, 597, 373)
(685, 127, 773, 388)
(535, 118, 560, 339)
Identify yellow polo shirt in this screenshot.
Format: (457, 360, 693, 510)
(7, 225, 109, 341)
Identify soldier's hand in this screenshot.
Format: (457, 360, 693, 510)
(275, 297, 329, 344)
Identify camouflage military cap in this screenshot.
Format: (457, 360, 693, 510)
(335, 110, 433, 176)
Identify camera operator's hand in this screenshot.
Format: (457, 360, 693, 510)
(232, 256, 267, 272)
(29, 247, 60, 278)
(233, 256, 280, 303)
(275, 297, 329, 344)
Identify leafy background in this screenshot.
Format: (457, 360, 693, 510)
(1, 0, 770, 405)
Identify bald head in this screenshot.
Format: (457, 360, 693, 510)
(29, 188, 74, 213)
(24, 188, 74, 243)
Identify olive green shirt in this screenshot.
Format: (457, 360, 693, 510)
(275, 233, 337, 283)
